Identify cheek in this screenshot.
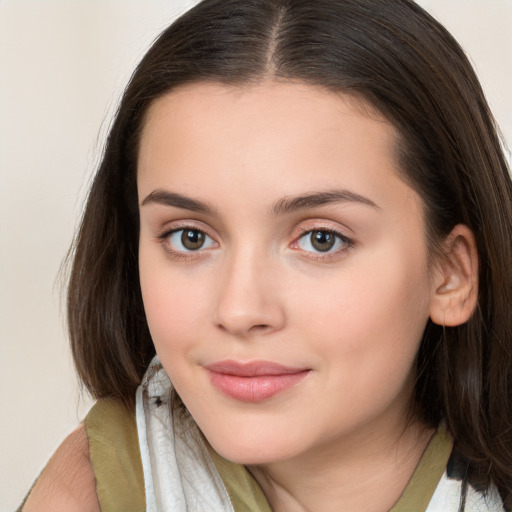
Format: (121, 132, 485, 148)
(139, 250, 208, 353)
(295, 246, 432, 381)
(299, 255, 429, 331)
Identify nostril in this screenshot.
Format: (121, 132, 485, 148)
(249, 324, 272, 333)
(215, 321, 272, 335)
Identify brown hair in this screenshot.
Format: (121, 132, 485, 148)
(67, 0, 512, 506)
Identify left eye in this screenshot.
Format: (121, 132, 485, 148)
(167, 228, 216, 252)
(296, 230, 348, 253)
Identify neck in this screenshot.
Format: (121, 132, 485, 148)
(248, 418, 434, 512)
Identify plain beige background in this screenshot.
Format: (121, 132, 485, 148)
(1, 1, 511, 510)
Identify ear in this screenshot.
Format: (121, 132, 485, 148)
(429, 224, 479, 327)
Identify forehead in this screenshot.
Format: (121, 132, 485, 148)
(135, 80, 425, 229)
(140, 81, 398, 166)
(141, 81, 392, 142)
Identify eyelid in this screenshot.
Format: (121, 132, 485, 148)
(156, 221, 219, 259)
(290, 221, 355, 259)
(156, 219, 217, 240)
(292, 219, 353, 240)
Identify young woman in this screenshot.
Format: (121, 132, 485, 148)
(21, 0, 512, 511)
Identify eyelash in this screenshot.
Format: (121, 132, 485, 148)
(157, 226, 217, 261)
(292, 226, 354, 260)
(157, 224, 354, 261)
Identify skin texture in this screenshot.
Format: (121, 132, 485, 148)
(137, 81, 478, 512)
(22, 425, 99, 512)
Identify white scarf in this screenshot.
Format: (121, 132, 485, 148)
(135, 356, 234, 512)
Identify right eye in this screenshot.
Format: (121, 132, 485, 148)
(166, 228, 217, 252)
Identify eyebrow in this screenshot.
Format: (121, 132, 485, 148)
(141, 188, 379, 215)
(271, 189, 380, 215)
(141, 189, 216, 214)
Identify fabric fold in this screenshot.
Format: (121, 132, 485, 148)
(135, 356, 235, 512)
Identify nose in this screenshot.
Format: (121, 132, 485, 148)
(213, 247, 286, 338)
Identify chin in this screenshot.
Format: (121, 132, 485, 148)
(203, 426, 302, 466)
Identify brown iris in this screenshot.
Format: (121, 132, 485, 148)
(181, 229, 205, 250)
(310, 230, 336, 252)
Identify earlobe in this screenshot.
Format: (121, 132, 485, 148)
(429, 224, 479, 327)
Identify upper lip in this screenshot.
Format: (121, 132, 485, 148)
(204, 360, 308, 377)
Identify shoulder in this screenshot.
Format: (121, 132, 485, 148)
(22, 424, 100, 512)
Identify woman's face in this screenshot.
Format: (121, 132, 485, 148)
(137, 81, 436, 465)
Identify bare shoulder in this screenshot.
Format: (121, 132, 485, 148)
(22, 424, 100, 512)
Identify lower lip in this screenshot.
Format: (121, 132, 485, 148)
(207, 370, 310, 402)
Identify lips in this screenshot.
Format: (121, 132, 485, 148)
(204, 360, 310, 402)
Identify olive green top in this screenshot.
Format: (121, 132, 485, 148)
(84, 399, 452, 512)
(85, 399, 146, 512)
